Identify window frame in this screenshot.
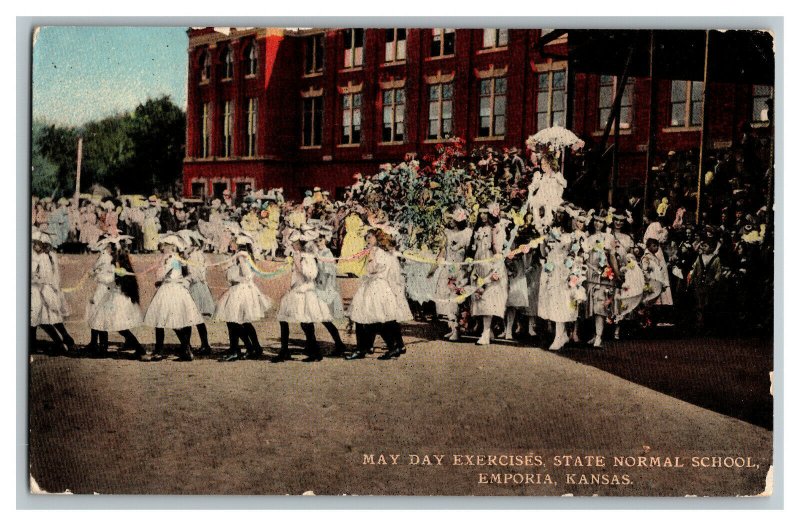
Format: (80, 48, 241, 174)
(221, 45, 234, 80)
(342, 28, 364, 69)
(477, 76, 507, 138)
(668, 79, 704, 128)
(245, 97, 258, 157)
(243, 41, 258, 77)
(221, 100, 233, 157)
(482, 29, 509, 49)
(535, 69, 567, 131)
(200, 102, 211, 158)
(751, 84, 773, 124)
(597, 75, 634, 130)
(381, 88, 406, 144)
(340, 92, 363, 145)
(431, 28, 456, 58)
(301, 95, 324, 148)
(304, 33, 325, 76)
(199, 50, 211, 82)
(427, 82, 454, 140)
(385, 28, 407, 63)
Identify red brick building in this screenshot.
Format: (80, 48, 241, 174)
(183, 27, 773, 200)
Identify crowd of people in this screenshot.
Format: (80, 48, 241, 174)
(30, 133, 774, 362)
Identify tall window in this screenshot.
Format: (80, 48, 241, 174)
(670, 80, 703, 127)
(199, 50, 211, 82)
(598, 75, 634, 129)
(200, 103, 210, 158)
(244, 41, 258, 76)
(222, 101, 233, 157)
(341, 93, 362, 145)
(478, 77, 507, 137)
(343, 29, 364, 68)
(302, 96, 323, 147)
(431, 28, 455, 57)
(221, 46, 234, 80)
(536, 69, 566, 130)
(428, 82, 454, 139)
(385, 28, 407, 62)
(382, 88, 405, 143)
(482, 29, 508, 49)
(245, 98, 258, 157)
(304, 34, 325, 75)
(752, 84, 773, 123)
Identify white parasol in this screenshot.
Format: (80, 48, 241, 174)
(526, 126, 585, 151)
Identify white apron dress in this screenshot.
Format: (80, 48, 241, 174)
(144, 254, 204, 328)
(187, 249, 216, 317)
(315, 247, 344, 320)
(87, 255, 143, 332)
(583, 232, 616, 318)
(277, 252, 332, 324)
(538, 231, 580, 323)
(470, 225, 508, 318)
(349, 247, 412, 324)
(30, 251, 67, 326)
(213, 252, 273, 323)
(434, 227, 473, 318)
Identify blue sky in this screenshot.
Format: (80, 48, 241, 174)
(32, 26, 188, 127)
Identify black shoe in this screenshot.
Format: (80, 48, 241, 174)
(344, 350, 367, 360)
(176, 348, 194, 362)
(398, 346, 407, 355)
(271, 350, 292, 363)
(377, 348, 402, 360)
(219, 352, 242, 362)
(302, 353, 323, 363)
(330, 343, 348, 357)
(196, 345, 213, 356)
(246, 348, 264, 360)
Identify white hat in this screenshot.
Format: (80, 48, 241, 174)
(32, 230, 51, 244)
(57, 197, 70, 206)
(173, 201, 184, 209)
(301, 230, 319, 242)
(289, 231, 302, 243)
(211, 198, 222, 208)
(91, 234, 133, 251)
(102, 200, 115, 210)
(177, 229, 205, 247)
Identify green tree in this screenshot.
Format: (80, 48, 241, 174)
(127, 96, 186, 195)
(31, 120, 61, 197)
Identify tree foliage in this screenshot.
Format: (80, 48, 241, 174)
(31, 96, 185, 197)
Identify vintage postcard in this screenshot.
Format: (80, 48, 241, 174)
(28, 24, 775, 497)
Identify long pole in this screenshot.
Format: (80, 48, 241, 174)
(695, 30, 710, 224)
(73, 137, 83, 208)
(643, 30, 658, 218)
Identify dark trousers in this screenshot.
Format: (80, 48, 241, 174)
(380, 321, 405, 351)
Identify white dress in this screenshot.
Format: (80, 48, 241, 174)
(315, 247, 344, 320)
(583, 232, 616, 318)
(538, 231, 580, 323)
(506, 256, 529, 308)
(30, 251, 67, 326)
(434, 227, 473, 317)
(144, 254, 204, 328)
(470, 225, 508, 318)
(277, 252, 332, 324)
(213, 252, 273, 323)
(526, 170, 566, 226)
(187, 250, 216, 317)
(616, 258, 645, 319)
(349, 247, 412, 324)
(87, 256, 143, 332)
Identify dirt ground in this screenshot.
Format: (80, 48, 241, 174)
(27, 254, 774, 496)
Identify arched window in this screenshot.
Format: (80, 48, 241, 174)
(199, 50, 211, 81)
(221, 45, 234, 80)
(244, 41, 258, 76)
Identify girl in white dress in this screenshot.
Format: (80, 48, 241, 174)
(30, 231, 74, 354)
(312, 230, 348, 356)
(433, 208, 473, 341)
(468, 206, 508, 346)
(273, 232, 345, 362)
(214, 236, 272, 361)
(144, 235, 204, 361)
(609, 210, 635, 339)
(346, 229, 412, 360)
(538, 221, 583, 351)
(376, 234, 414, 359)
(525, 153, 567, 228)
(178, 232, 214, 355)
(86, 240, 148, 359)
(582, 212, 619, 348)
